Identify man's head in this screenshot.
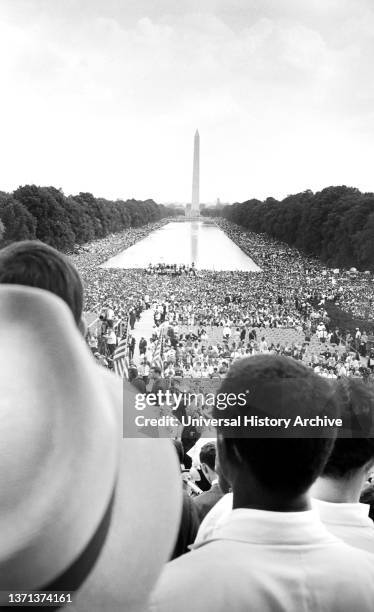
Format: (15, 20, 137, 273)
(322, 438, 374, 480)
(199, 442, 217, 485)
(0, 241, 83, 327)
(319, 379, 374, 485)
(151, 366, 162, 379)
(213, 355, 339, 507)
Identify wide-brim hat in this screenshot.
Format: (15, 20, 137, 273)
(0, 285, 182, 611)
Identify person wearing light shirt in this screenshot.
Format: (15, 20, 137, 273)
(137, 358, 151, 386)
(183, 364, 193, 378)
(104, 329, 117, 356)
(222, 325, 231, 340)
(106, 305, 114, 323)
(149, 355, 374, 612)
(311, 378, 374, 553)
(164, 365, 175, 378)
(337, 363, 347, 378)
(193, 442, 223, 522)
(230, 349, 241, 361)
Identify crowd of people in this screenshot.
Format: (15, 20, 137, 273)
(216, 217, 374, 323)
(1, 234, 374, 610)
(71, 217, 374, 384)
(146, 263, 197, 276)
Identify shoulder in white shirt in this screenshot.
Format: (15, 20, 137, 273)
(194, 493, 233, 546)
(149, 506, 374, 612)
(312, 498, 374, 554)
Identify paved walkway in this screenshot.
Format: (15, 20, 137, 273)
(131, 308, 155, 365)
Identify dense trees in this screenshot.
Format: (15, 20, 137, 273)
(0, 185, 176, 252)
(203, 186, 374, 271)
(0, 193, 37, 242)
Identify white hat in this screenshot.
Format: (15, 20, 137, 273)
(0, 285, 181, 610)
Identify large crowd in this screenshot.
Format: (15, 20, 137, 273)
(1, 231, 374, 611)
(72, 218, 374, 383)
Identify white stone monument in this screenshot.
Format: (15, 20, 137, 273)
(191, 129, 200, 217)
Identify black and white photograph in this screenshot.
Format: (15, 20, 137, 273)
(1, 1, 374, 610)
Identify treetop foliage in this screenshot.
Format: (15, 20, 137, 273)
(0, 185, 176, 252)
(202, 186, 374, 271)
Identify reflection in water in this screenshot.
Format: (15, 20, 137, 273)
(190, 221, 199, 263)
(101, 220, 261, 272)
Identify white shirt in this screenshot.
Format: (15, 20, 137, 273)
(312, 498, 374, 553)
(138, 363, 150, 377)
(194, 493, 233, 545)
(105, 331, 117, 345)
(149, 507, 374, 612)
(106, 307, 114, 320)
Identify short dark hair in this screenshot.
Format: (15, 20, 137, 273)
(152, 366, 162, 376)
(0, 240, 83, 324)
(200, 442, 216, 472)
(323, 379, 374, 478)
(213, 355, 338, 496)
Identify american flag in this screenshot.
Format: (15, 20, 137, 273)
(113, 316, 130, 379)
(113, 337, 129, 379)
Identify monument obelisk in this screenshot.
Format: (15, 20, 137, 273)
(191, 129, 200, 216)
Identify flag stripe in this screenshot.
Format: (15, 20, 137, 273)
(113, 316, 130, 379)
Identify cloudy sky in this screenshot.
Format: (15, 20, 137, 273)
(1, 0, 374, 204)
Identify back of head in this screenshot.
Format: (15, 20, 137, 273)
(0, 240, 83, 324)
(199, 442, 216, 472)
(323, 379, 374, 479)
(213, 355, 338, 496)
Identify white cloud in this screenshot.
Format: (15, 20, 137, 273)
(0, 1, 374, 202)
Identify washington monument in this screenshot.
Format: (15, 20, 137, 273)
(191, 129, 200, 216)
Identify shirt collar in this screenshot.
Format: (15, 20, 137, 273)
(192, 507, 338, 549)
(312, 498, 373, 527)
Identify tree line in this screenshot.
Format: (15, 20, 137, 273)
(202, 186, 374, 271)
(0, 185, 177, 252)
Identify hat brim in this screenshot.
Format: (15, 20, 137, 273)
(0, 286, 182, 610)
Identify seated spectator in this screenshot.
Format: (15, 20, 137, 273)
(311, 379, 374, 552)
(149, 355, 374, 612)
(193, 442, 223, 521)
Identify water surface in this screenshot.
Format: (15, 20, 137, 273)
(101, 220, 261, 271)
